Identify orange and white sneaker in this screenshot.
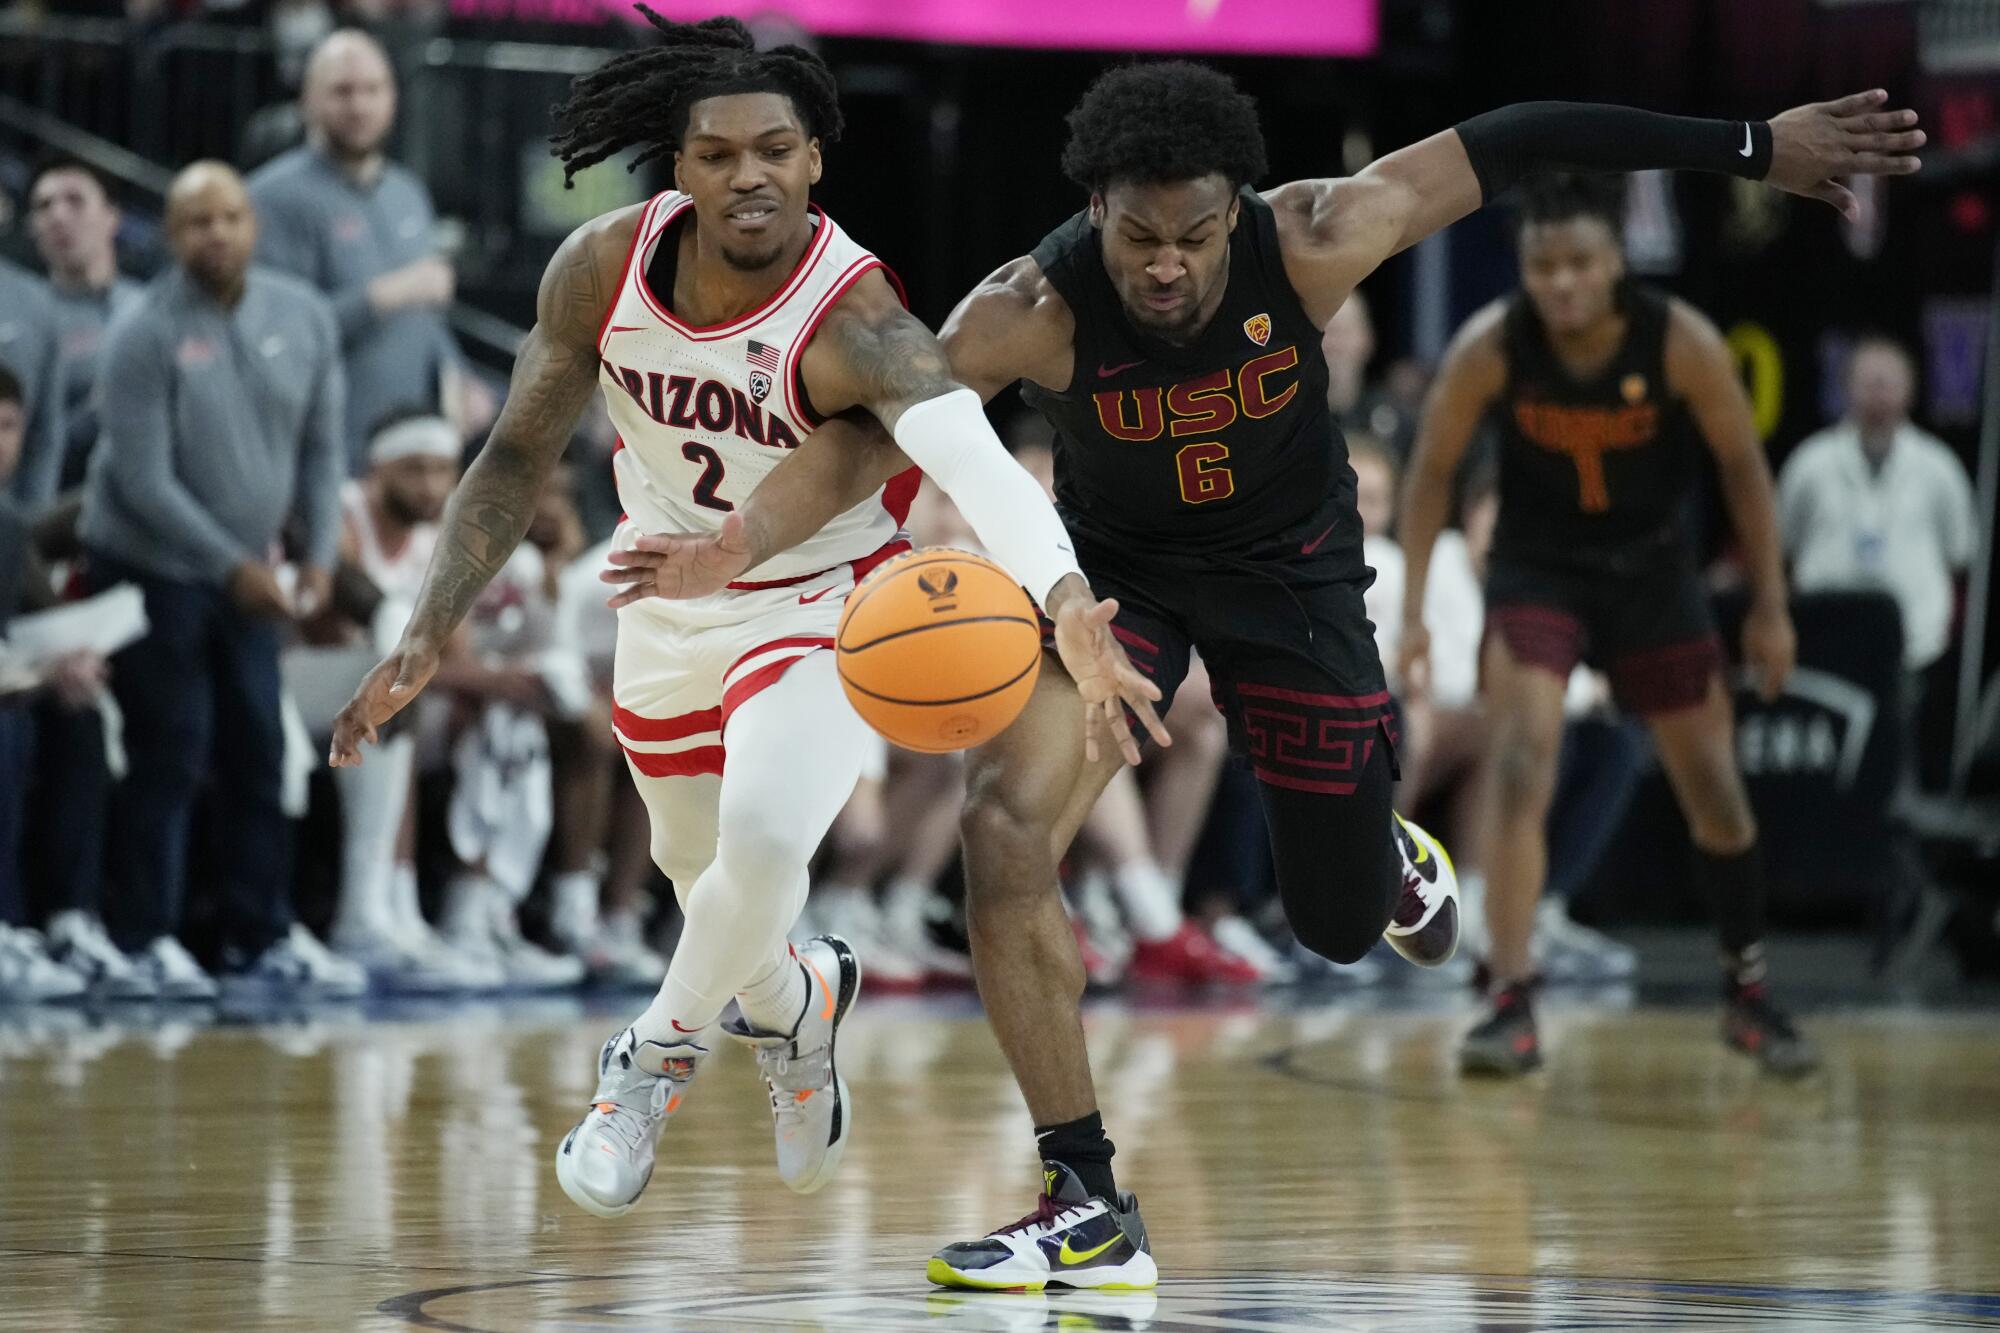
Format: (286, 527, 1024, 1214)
(722, 933, 861, 1195)
(555, 1028, 704, 1218)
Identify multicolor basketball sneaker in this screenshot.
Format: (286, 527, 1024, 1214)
(554, 1028, 705, 1218)
(927, 1162, 1157, 1291)
(721, 934, 861, 1195)
(1386, 813, 1461, 966)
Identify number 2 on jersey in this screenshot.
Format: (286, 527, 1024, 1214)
(1175, 441, 1235, 505)
(682, 441, 734, 512)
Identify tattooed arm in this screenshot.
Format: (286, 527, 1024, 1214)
(329, 207, 636, 766)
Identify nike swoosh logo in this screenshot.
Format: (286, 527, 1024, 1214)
(670, 1020, 701, 1033)
(799, 587, 833, 604)
(1057, 1233, 1122, 1265)
(804, 955, 835, 1021)
(1300, 521, 1338, 555)
(1097, 360, 1143, 378)
(1739, 123, 1753, 158)
(605, 324, 645, 336)
(1397, 817, 1439, 884)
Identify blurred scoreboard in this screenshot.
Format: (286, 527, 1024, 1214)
(444, 0, 1379, 56)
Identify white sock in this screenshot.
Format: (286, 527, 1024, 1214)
(736, 946, 809, 1035)
(549, 870, 600, 944)
(332, 734, 414, 940)
(390, 862, 425, 937)
(1113, 859, 1184, 942)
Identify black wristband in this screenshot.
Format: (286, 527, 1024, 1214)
(1456, 101, 1774, 202)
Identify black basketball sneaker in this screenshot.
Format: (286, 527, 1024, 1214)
(1723, 979, 1820, 1078)
(927, 1162, 1157, 1291)
(1461, 977, 1543, 1076)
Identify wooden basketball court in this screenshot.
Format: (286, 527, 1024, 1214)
(2, 990, 1996, 1330)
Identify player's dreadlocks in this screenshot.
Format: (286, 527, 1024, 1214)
(1514, 171, 1628, 238)
(1060, 62, 1268, 194)
(550, 7, 843, 187)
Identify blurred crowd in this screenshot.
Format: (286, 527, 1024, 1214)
(0, 28, 1981, 1006)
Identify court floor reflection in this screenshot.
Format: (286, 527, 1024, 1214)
(0, 991, 1995, 1330)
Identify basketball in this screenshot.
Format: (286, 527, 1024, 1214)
(837, 549, 1043, 753)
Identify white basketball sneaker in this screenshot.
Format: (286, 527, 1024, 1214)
(1384, 813, 1461, 967)
(721, 934, 860, 1195)
(45, 911, 157, 999)
(555, 1028, 705, 1218)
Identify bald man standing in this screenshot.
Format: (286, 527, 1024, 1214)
(79, 162, 362, 1000)
(248, 29, 463, 468)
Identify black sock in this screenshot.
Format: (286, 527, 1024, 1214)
(1034, 1111, 1117, 1201)
(1698, 841, 1768, 983)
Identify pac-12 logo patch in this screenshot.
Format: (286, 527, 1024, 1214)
(748, 370, 773, 403)
(1243, 312, 1272, 346)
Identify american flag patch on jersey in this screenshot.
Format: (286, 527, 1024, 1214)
(746, 340, 781, 372)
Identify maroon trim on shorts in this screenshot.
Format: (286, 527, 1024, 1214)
(1608, 634, 1725, 716)
(1233, 682, 1391, 710)
(1110, 625, 1160, 656)
(1484, 603, 1587, 680)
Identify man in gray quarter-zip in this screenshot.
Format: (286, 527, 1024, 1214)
(0, 258, 64, 513)
(20, 157, 146, 505)
(249, 28, 463, 471)
(77, 161, 362, 999)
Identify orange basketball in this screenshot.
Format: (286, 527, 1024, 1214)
(837, 548, 1043, 753)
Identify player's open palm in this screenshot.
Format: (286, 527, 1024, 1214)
(1052, 596, 1171, 766)
(1767, 89, 1923, 219)
(602, 511, 755, 606)
(328, 642, 441, 768)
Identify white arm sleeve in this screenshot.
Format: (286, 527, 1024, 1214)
(891, 388, 1083, 608)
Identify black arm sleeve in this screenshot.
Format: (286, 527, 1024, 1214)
(1455, 102, 1774, 203)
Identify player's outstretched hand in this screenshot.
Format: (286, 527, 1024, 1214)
(602, 511, 755, 606)
(1053, 595, 1171, 767)
(1767, 89, 1923, 219)
(329, 641, 440, 768)
(1742, 601, 1797, 703)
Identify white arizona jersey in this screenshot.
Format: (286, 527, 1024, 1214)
(596, 191, 918, 583)
(341, 481, 437, 603)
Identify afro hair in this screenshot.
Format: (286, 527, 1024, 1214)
(1513, 171, 1627, 238)
(1060, 62, 1268, 194)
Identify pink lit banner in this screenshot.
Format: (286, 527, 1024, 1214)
(452, 0, 1378, 57)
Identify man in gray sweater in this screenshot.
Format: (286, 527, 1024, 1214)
(249, 28, 463, 469)
(79, 161, 364, 999)
(21, 156, 146, 504)
(0, 258, 63, 512)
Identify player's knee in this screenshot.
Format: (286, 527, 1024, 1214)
(960, 785, 1053, 908)
(1492, 730, 1560, 816)
(1687, 793, 1757, 856)
(1292, 910, 1382, 966)
(716, 822, 815, 893)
